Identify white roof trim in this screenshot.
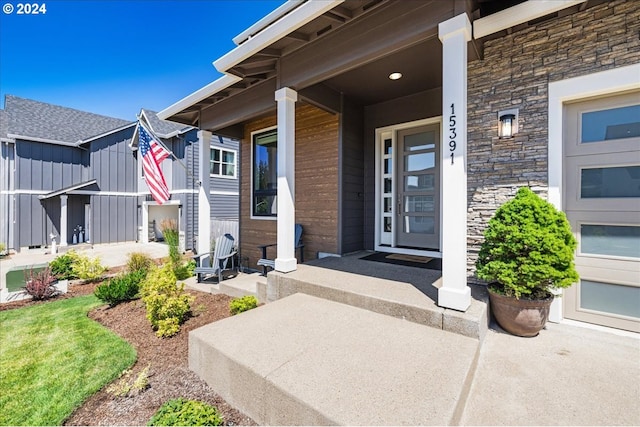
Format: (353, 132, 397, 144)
(232, 0, 305, 45)
(38, 179, 98, 199)
(157, 74, 241, 121)
(473, 0, 586, 39)
(78, 122, 136, 144)
(7, 133, 77, 147)
(159, 0, 344, 122)
(214, 0, 344, 73)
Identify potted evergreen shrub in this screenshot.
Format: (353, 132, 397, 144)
(475, 187, 579, 337)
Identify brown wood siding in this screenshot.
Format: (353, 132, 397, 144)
(240, 104, 339, 269)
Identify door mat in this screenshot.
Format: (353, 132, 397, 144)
(360, 252, 442, 271)
(386, 253, 432, 263)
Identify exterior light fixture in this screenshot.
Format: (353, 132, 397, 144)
(388, 72, 402, 80)
(498, 108, 519, 138)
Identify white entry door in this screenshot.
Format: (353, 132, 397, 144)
(563, 91, 640, 333)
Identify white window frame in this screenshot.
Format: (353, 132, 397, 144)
(209, 146, 237, 179)
(250, 125, 278, 220)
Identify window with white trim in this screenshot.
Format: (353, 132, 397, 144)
(210, 147, 237, 178)
(252, 128, 277, 217)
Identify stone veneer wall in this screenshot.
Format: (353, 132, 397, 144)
(466, 0, 640, 280)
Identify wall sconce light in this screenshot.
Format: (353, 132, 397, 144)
(498, 108, 519, 138)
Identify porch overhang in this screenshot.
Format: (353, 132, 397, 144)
(158, 0, 596, 132)
(38, 179, 98, 200)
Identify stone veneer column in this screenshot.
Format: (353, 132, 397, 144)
(275, 87, 297, 272)
(198, 130, 212, 255)
(59, 194, 68, 247)
(437, 13, 472, 311)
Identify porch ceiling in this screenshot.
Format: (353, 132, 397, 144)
(323, 38, 442, 105)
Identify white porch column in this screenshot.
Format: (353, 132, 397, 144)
(437, 13, 472, 311)
(275, 87, 297, 272)
(198, 130, 212, 255)
(59, 194, 68, 247)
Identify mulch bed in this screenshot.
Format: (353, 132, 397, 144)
(2, 275, 256, 426)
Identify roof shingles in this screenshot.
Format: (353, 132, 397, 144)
(3, 95, 134, 143)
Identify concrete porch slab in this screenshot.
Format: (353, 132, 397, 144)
(267, 262, 489, 341)
(190, 293, 480, 426)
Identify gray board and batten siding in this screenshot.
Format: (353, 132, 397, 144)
(1, 97, 239, 252)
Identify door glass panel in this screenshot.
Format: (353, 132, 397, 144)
(582, 104, 640, 143)
(405, 174, 434, 191)
(404, 131, 435, 151)
(384, 139, 392, 155)
(581, 166, 640, 198)
(405, 152, 435, 172)
(383, 197, 392, 213)
(384, 158, 392, 174)
(404, 196, 434, 212)
(581, 225, 640, 258)
(384, 178, 392, 193)
(581, 280, 640, 318)
(404, 216, 434, 234)
(383, 217, 391, 232)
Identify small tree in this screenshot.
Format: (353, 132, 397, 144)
(475, 187, 579, 299)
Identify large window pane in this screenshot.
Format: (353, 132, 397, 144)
(581, 225, 640, 258)
(405, 152, 435, 172)
(403, 216, 434, 234)
(404, 196, 434, 213)
(581, 280, 640, 319)
(404, 131, 436, 151)
(581, 166, 640, 198)
(405, 174, 434, 191)
(253, 129, 277, 216)
(582, 104, 640, 143)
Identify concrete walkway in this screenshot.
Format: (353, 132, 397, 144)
(0, 242, 169, 291)
(192, 292, 639, 425)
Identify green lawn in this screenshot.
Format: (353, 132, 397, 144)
(0, 295, 137, 426)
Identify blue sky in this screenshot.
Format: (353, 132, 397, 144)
(0, 0, 285, 121)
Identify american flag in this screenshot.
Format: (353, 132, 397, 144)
(139, 124, 170, 204)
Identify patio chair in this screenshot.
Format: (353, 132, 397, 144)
(257, 223, 304, 276)
(193, 233, 237, 284)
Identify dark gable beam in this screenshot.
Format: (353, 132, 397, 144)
(285, 31, 310, 42)
(199, 78, 277, 133)
(298, 83, 342, 115)
(279, 1, 452, 90)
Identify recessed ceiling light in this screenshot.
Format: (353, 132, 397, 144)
(389, 72, 402, 80)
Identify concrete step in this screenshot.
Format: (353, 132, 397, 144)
(267, 264, 488, 341)
(190, 293, 480, 426)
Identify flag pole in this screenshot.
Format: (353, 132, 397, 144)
(137, 117, 201, 186)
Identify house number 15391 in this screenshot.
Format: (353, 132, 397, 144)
(448, 103, 457, 165)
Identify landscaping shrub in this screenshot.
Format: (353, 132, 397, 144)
(160, 218, 180, 264)
(0, 242, 6, 255)
(23, 267, 58, 300)
(159, 219, 194, 280)
(140, 264, 194, 338)
(174, 259, 196, 280)
(126, 252, 154, 273)
(94, 269, 147, 307)
(476, 187, 579, 299)
(148, 398, 223, 426)
(107, 364, 150, 397)
(229, 295, 258, 315)
(71, 254, 107, 282)
(49, 250, 80, 280)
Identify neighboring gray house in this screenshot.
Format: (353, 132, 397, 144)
(0, 95, 239, 252)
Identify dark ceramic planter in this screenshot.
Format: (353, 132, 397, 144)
(488, 287, 554, 337)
